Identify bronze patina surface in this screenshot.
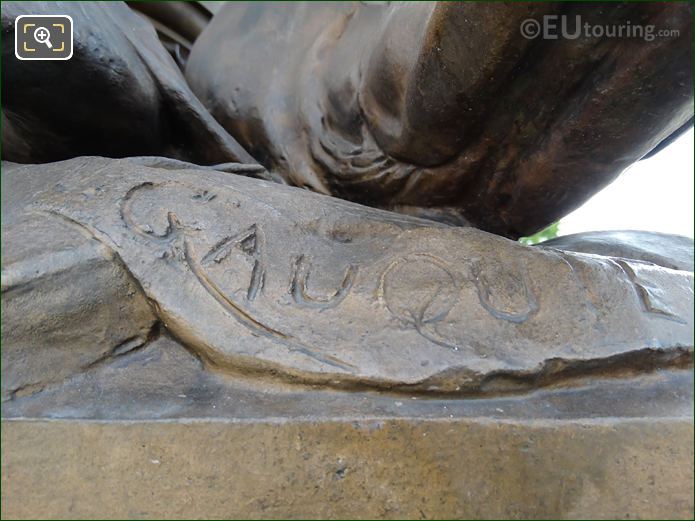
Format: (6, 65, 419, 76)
(1, 1, 253, 166)
(2, 157, 693, 395)
(1, 1, 693, 519)
(2, 158, 693, 518)
(186, 2, 693, 237)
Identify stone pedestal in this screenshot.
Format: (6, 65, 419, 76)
(3, 417, 693, 519)
(2, 338, 693, 519)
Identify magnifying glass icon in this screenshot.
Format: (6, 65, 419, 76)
(33, 26, 53, 49)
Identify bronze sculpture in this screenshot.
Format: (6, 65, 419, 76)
(186, 2, 693, 236)
(1, 2, 693, 518)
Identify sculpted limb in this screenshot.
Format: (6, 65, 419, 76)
(186, 2, 693, 237)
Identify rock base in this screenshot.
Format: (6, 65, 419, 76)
(3, 372, 693, 519)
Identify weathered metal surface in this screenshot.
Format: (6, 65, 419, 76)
(3, 157, 692, 395)
(187, 2, 694, 236)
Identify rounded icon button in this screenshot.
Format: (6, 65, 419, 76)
(520, 19, 541, 39)
(33, 26, 53, 48)
(15, 14, 73, 61)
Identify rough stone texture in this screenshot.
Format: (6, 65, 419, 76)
(186, 2, 693, 236)
(3, 157, 693, 395)
(3, 413, 693, 519)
